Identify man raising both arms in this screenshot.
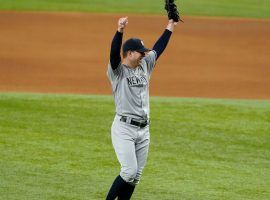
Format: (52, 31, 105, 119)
(106, 16, 177, 199)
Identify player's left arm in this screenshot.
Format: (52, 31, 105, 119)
(152, 20, 177, 60)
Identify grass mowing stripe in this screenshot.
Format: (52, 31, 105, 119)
(0, 93, 269, 199)
(182, 0, 270, 19)
(0, 0, 269, 19)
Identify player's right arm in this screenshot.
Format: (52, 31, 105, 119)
(110, 17, 128, 70)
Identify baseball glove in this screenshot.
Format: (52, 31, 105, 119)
(165, 0, 184, 23)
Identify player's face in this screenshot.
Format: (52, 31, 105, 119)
(130, 51, 146, 66)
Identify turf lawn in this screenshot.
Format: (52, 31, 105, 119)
(0, 93, 269, 199)
(0, 0, 269, 19)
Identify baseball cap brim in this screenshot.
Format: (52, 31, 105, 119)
(136, 47, 151, 53)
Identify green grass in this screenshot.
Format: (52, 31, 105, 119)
(0, 93, 270, 199)
(0, 0, 269, 19)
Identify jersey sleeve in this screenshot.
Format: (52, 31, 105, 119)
(143, 50, 157, 75)
(107, 61, 122, 85)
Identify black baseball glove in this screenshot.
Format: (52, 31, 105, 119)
(165, 0, 184, 23)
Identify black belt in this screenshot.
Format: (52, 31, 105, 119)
(120, 116, 149, 128)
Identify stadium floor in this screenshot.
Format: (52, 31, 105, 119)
(0, 11, 269, 99)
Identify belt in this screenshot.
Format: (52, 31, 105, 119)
(120, 116, 149, 128)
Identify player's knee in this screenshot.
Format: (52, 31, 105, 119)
(120, 166, 137, 183)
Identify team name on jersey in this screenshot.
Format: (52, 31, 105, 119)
(127, 75, 148, 87)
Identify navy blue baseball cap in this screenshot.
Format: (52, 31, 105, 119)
(122, 38, 150, 53)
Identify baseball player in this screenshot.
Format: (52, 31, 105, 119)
(106, 16, 177, 199)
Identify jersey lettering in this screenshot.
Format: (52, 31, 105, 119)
(127, 75, 148, 87)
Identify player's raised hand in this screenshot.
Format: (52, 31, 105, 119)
(118, 17, 128, 33)
(166, 19, 178, 32)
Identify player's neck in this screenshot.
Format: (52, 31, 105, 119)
(122, 59, 137, 69)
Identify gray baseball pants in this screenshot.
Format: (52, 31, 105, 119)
(111, 115, 150, 185)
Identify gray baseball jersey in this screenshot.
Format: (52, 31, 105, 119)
(107, 50, 157, 120)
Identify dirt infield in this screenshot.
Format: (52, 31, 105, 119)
(0, 12, 269, 99)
